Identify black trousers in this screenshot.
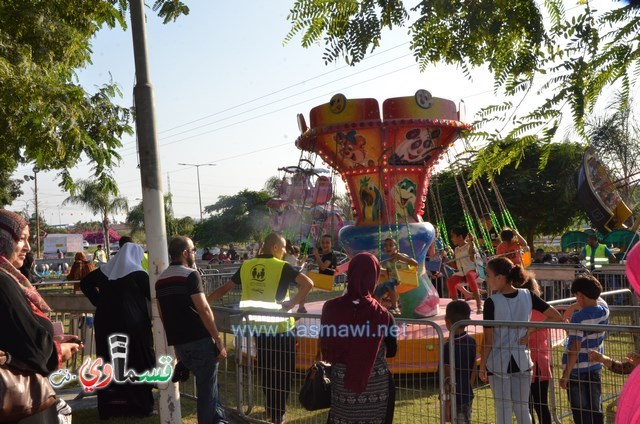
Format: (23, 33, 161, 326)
(530, 379, 552, 424)
(256, 332, 296, 422)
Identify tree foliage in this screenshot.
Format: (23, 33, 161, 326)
(333, 192, 354, 222)
(70, 221, 103, 233)
(126, 194, 194, 239)
(175, 216, 195, 238)
(0, 0, 189, 204)
(62, 179, 128, 254)
(426, 141, 587, 248)
(193, 190, 272, 246)
(263, 175, 283, 197)
(0, 173, 24, 207)
(286, 1, 640, 176)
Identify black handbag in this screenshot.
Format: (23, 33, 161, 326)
(299, 361, 332, 411)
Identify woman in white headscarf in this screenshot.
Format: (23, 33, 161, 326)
(81, 242, 155, 419)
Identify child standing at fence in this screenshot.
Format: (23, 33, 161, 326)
(373, 238, 418, 316)
(446, 227, 483, 313)
(559, 275, 609, 424)
(479, 257, 562, 424)
(521, 277, 552, 424)
(442, 300, 477, 424)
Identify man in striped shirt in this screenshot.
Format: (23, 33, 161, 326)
(156, 236, 228, 423)
(560, 275, 609, 424)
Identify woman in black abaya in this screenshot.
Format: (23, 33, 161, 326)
(81, 242, 155, 419)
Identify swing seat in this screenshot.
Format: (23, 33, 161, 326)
(306, 271, 335, 291)
(395, 267, 419, 294)
(475, 264, 486, 281)
(521, 250, 532, 267)
(474, 254, 487, 281)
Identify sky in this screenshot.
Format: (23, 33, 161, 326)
(8, 0, 621, 226)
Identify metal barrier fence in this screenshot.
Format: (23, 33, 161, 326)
(38, 262, 632, 306)
(39, 278, 637, 421)
(593, 267, 630, 306)
(200, 270, 239, 305)
(180, 293, 638, 423)
(449, 312, 640, 423)
(527, 264, 631, 303)
(221, 310, 448, 423)
(47, 311, 96, 372)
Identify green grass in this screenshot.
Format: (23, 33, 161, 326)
(72, 396, 199, 423)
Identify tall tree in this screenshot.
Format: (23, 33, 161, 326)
(286, 1, 640, 177)
(1, 0, 189, 203)
(193, 190, 272, 246)
(175, 216, 195, 237)
(62, 179, 128, 254)
(428, 141, 586, 248)
(126, 194, 193, 239)
(263, 175, 284, 197)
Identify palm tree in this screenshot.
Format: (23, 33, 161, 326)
(63, 179, 128, 255)
(126, 194, 191, 239)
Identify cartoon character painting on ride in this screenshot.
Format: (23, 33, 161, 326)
(295, 90, 471, 317)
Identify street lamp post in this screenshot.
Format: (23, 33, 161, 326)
(24, 168, 41, 257)
(178, 163, 216, 222)
(33, 166, 40, 258)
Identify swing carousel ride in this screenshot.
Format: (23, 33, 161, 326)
(576, 147, 638, 237)
(264, 89, 629, 373)
(266, 161, 345, 244)
(282, 89, 481, 372)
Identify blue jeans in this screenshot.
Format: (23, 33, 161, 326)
(175, 337, 227, 424)
(568, 370, 603, 424)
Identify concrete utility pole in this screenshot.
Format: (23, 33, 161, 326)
(129, 1, 181, 421)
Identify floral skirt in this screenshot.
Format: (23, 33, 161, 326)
(328, 355, 391, 424)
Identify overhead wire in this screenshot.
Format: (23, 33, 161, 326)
(156, 42, 411, 136)
(117, 61, 420, 158)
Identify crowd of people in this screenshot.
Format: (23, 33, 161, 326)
(1, 205, 636, 424)
(201, 244, 252, 264)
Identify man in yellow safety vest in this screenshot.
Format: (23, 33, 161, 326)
(579, 231, 618, 271)
(209, 233, 312, 424)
